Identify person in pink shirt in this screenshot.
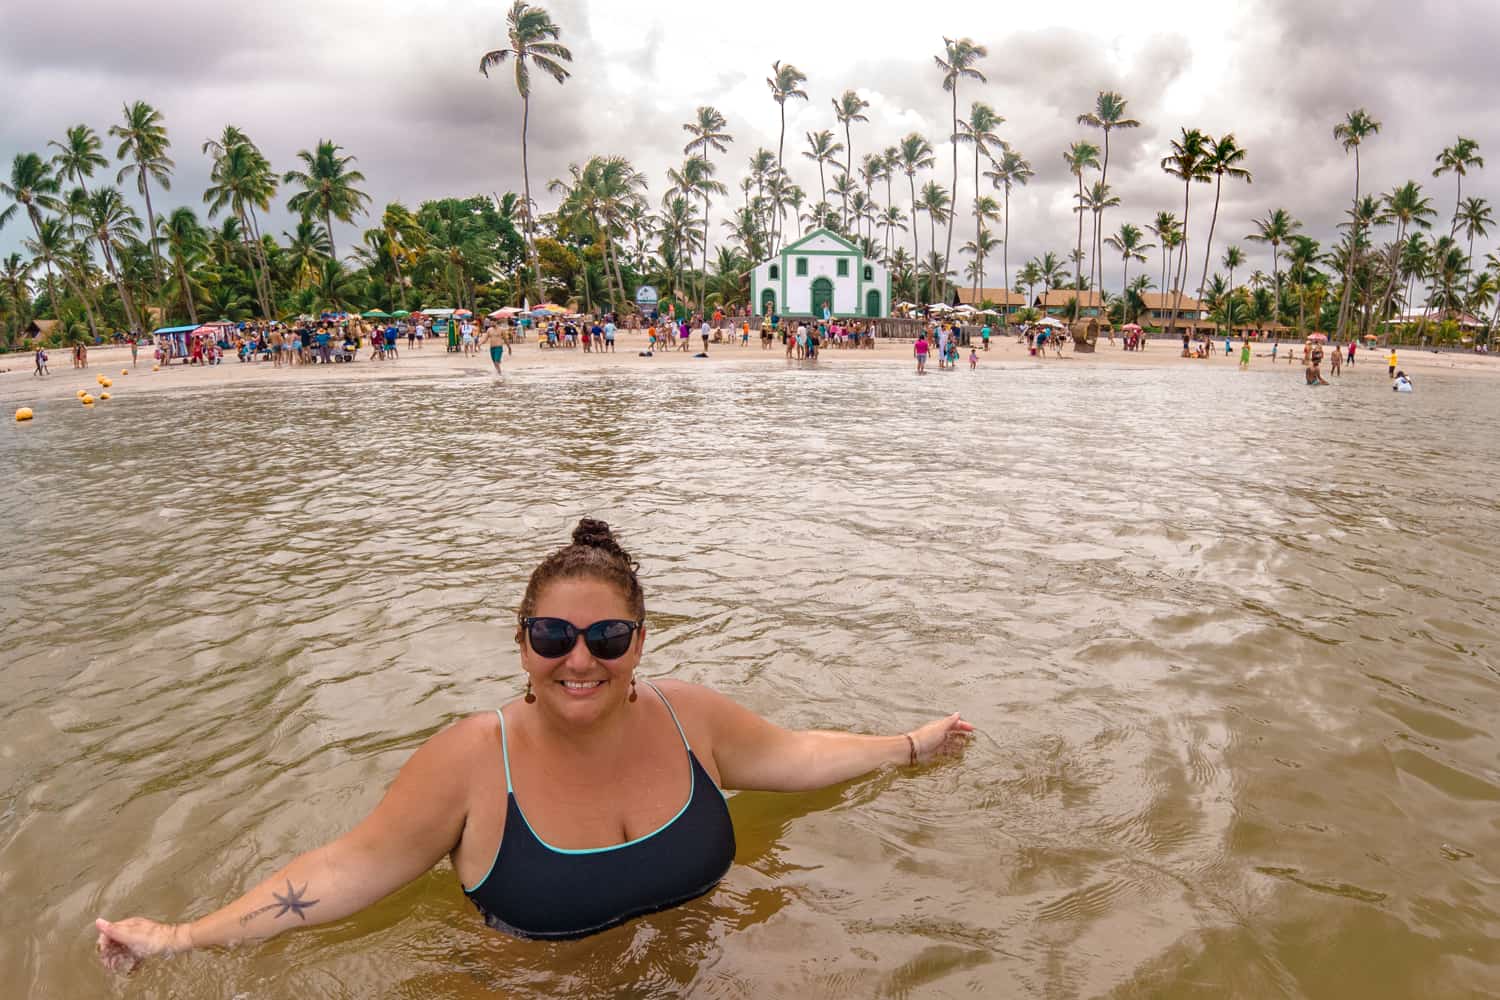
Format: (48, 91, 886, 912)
(914, 333, 930, 374)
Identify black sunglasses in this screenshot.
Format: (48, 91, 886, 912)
(522, 617, 643, 660)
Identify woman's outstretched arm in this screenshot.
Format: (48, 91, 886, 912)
(95, 715, 484, 972)
(665, 682, 974, 793)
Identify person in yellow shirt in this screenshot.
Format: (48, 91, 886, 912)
(1387, 349, 1398, 377)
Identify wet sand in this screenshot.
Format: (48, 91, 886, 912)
(2, 334, 1496, 408)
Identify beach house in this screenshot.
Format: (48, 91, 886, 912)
(750, 228, 890, 318)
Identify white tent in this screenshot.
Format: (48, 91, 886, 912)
(1037, 316, 1067, 328)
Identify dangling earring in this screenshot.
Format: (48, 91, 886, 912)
(628, 678, 638, 703)
(524, 677, 536, 704)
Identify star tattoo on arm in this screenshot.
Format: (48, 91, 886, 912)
(238, 880, 321, 926)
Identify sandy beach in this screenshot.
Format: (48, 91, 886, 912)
(3, 333, 1496, 409)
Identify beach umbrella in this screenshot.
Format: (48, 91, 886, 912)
(489, 306, 520, 318)
(1122, 323, 1142, 333)
(1362, 333, 1379, 341)
(390, 310, 410, 318)
(1037, 316, 1067, 329)
(361, 309, 390, 318)
(1306, 332, 1328, 342)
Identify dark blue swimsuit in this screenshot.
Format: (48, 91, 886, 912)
(463, 683, 736, 939)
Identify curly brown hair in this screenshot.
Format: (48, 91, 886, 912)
(515, 518, 645, 644)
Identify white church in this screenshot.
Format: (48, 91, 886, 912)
(749, 228, 891, 319)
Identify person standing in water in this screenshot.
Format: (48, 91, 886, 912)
(478, 324, 506, 376)
(914, 333, 930, 374)
(1388, 347, 1398, 377)
(1239, 339, 1251, 370)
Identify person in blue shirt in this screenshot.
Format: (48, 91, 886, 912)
(980, 324, 991, 351)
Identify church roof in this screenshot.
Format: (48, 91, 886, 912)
(781, 228, 860, 254)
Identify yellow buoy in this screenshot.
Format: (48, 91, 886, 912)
(76, 389, 88, 398)
(81, 394, 95, 405)
(121, 369, 129, 375)
(15, 407, 34, 421)
(152, 364, 160, 372)
(99, 392, 111, 400)
(101, 378, 112, 388)
(96, 374, 107, 385)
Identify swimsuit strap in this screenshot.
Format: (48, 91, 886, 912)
(496, 709, 514, 794)
(644, 681, 691, 751)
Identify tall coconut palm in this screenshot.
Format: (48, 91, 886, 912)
(1160, 128, 1213, 335)
(1076, 90, 1141, 298)
(896, 133, 936, 273)
(1193, 133, 1251, 332)
(160, 206, 207, 324)
(1104, 223, 1153, 306)
(1078, 181, 1119, 291)
(1, 153, 64, 311)
(203, 133, 278, 320)
(802, 130, 844, 212)
(1371, 183, 1435, 332)
(23, 217, 100, 338)
(916, 180, 951, 302)
(1332, 108, 1382, 337)
(934, 36, 987, 303)
(831, 90, 870, 228)
(1062, 141, 1101, 317)
(282, 140, 371, 260)
(1285, 235, 1323, 334)
(80, 186, 143, 333)
(966, 195, 1002, 300)
(480, 1, 573, 301)
(49, 125, 109, 203)
(766, 60, 808, 253)
(1221, 245, 1245, 325)
(109, 100, 172, 302)
(682, 106, 732, 311)
(1245, 208, 1301, 305)
(984, 148, 1032, 299)
(956, 102, 1004, 299)
(666, 155, 726, 313)
(1455, 195, 1492, 287)
(1432, 136, 1483, 238)
(1034, 251, 1065, 302)
(1147, 211, 1181, 318)
(877, 205, 907, 263)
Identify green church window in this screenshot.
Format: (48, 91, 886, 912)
(836, 258, 849, 277)
(796, 257, 808, 276)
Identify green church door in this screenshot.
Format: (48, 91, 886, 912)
(865, 289, 881, 317)
(760, 287, 777, 315)
(810, 277, 834, 317)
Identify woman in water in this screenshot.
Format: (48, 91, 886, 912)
(95, 520, 971, 967)
(914, 332, 930, 374)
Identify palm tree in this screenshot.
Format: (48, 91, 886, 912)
(896, 133, 936, 274)
(80, 186, 143, 334)
(203, 131, 278, 319)
(665, 155, 726, 312)
(282, 218, 333, 290)
(1078, 181, 1119, 292)
(160, 206, 208, 324)
(916, 181, 951, 302)
(49, 125, 109, 201)
(766, 60, 808, 253)
(1371, 182, 1435, 332)
(1034, 251, 1066, 302)
(1455, 195, 1492, 288)
(934, 37, 987, 303)
(282, 140, 371, 259)
(878, 205, 907, 263)
(956, 102, 1004, 297)
(1, 254, 35, 343)
(1016, 259, 1042, 306)
(480, 1, 573, 301)
(984, 149, 1031, 300)
(23, 216, 100, 338)
(1432, 136, 1483, 237)
(802, 130, 844, 211)
(967, 195, 1002, 299)
(1062, 141, 1101, 316)
(109, 100, 172, 302)
(1148, 211, 1181, 322)
(1193, 133, 1251, 333)
(1160, 128, 1213, 335)
(1245, 208, 1302, 305)
(1221, 245, 1245, 325)
(1077, 91, 1141, 297)
(1104, 223, 1153, 306)
(1, 153, 64, 311)
(1285, 235, 1323, 334)
(831, 90, 870, 228)
(683, 106, 733, 312)
(1332, 108, 1382, 337)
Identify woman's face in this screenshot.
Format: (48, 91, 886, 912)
(520, 576, 645, 725)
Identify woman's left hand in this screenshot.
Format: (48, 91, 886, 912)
(908, 713, 975, 764)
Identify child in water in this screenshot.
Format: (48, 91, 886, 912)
(1239, 339, 1251, 370)
(969, 348, 978, 371)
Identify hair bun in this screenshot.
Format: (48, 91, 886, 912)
(572, 517, 620, 552)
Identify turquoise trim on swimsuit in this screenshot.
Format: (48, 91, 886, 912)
(466, 681, 697, 883)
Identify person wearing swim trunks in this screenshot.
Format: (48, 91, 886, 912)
(93, 519, 971, 968)
(914, 333, 930, 374)
(478, 324, 506, 375)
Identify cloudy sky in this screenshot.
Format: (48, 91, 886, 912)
(4, 0, 1499, 293)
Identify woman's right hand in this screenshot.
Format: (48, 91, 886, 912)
(95, 917, 187, 973)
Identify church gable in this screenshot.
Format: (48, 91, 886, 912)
(783, 228, 859, 256)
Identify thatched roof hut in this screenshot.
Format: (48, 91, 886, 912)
(1070, 317, 1102, 354)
